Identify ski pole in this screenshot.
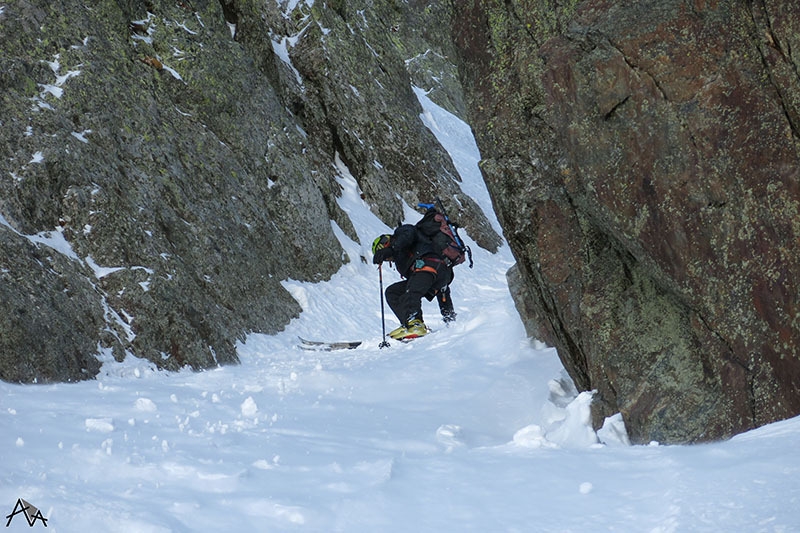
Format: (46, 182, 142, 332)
(378, 264, 390, 348)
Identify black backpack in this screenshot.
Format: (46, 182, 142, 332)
(415, 204, 473, 268)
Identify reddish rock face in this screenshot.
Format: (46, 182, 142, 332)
(453, 0, 800, 443)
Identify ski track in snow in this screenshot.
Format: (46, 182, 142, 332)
(1, 72, 799, 532)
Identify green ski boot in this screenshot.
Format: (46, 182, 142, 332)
(389, 318, 428, 340)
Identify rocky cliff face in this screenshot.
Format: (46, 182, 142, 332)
(0, 0, 500, 382)
(452, 0, 800, 443)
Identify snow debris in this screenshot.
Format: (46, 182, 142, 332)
(134, 398, 158, 413)
(435, 424, 466, 453)
(512, 424, 558, 449)
(598, 413, 632, 446)
(241, 397, 259, 418)
(85, 418, 115, 433)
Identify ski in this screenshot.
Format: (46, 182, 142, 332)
(297, 337, 362, 351)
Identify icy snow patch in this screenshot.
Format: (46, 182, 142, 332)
(271, 35, 304, 86)
(85, 256, 124, 279)
(28, 227, 80, 260)
(271, 21, 312, 87)
(71, 130, 92, 143)
(162, 64, 184, 81)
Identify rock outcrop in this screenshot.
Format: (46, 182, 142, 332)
(453, 0, 800, 443)
(0, 0, 500, 382)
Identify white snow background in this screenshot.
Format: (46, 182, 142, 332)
(1, 87, 799, 533)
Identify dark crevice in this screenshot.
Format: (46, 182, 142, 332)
(694, 311, 756, 424)
(603, 95, 630, 120)
(218, 0, 238, 26)
(505, 0, 543, 49)
(749, 0, 800, 141)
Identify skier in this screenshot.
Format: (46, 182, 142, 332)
(372, 218, 457, 340)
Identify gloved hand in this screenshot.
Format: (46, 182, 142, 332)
(372, 246, 393, 264)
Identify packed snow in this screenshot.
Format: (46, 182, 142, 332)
(1, 84, 799, 533)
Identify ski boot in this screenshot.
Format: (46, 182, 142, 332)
(388, 318, 428, 340)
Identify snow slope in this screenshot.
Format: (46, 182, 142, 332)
(1, 87, 799, 533)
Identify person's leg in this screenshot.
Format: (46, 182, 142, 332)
(385, 280, 408, 323)
(437, 285, 456, 323)
(399, 271, 436, 324)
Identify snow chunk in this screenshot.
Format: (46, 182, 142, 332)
(241, 397, 259, 418)
(512, 425, 557, 449)
(85, 418, 115, 433)
(435, 424, 465, 453)
(134, 398, 158, 413)
(597, 413, 631, 446)
(547, 391, 600, 448)
(252, 459, 276, 470)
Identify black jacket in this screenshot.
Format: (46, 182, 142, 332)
(388, 224, 441, 278)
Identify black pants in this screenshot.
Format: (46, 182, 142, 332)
(386, 263, 453, 325)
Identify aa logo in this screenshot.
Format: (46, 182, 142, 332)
(5, 499, 48, 528)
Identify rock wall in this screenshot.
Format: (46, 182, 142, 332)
(452, 0, 800, 443)
(0, 0, 500, 382)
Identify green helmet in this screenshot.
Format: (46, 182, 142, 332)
(372, 234, 392, 255)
